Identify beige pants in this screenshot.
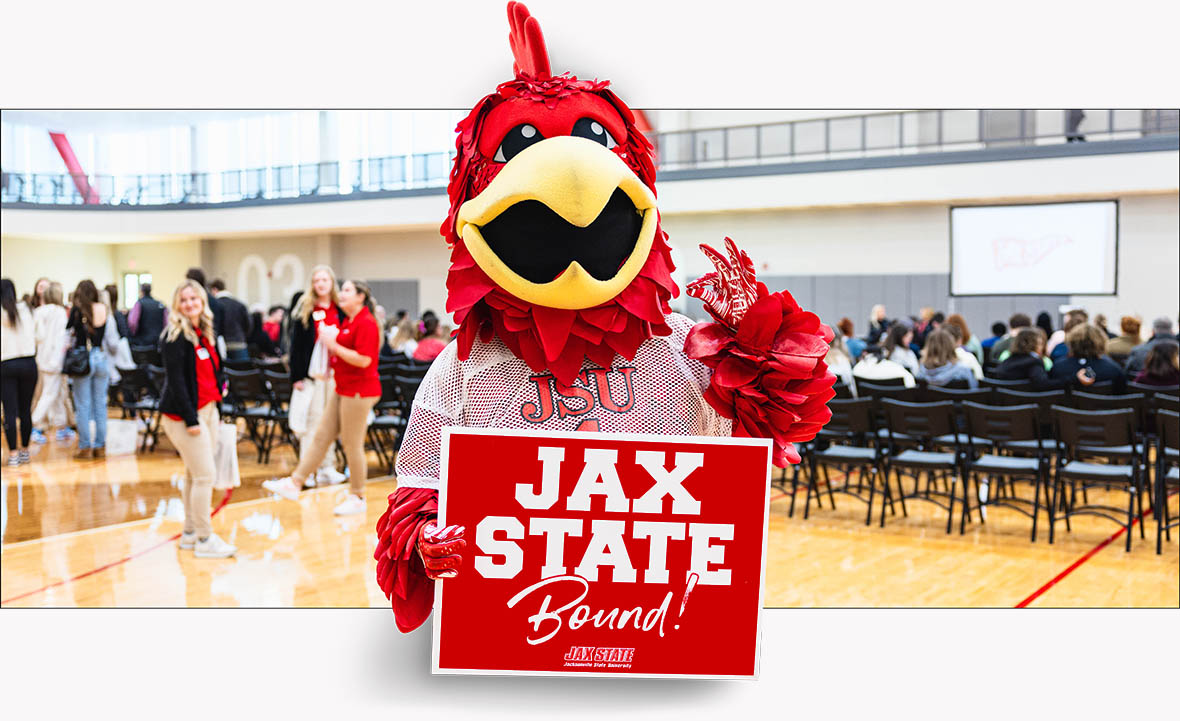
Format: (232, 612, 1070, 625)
(32, 370, 69, 429)
(161, 404, 219, 538)
(299, 376, 338, 475)
(291, 392, 377, 497)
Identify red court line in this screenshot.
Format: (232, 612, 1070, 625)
(1016, 490, 1176, 608)
(2, 489, 235, 606)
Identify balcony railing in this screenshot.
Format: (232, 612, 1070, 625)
(2, 110, 1176, 207)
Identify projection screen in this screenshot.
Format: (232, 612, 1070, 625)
(950, 201, 1118, 296)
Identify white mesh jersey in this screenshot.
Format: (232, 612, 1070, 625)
(395, 313, 731, 489)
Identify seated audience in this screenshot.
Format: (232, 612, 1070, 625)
(246, 309, 279, 358)
(1125, 317, 1177, 375)
(991, 327, 1064, 390)
(262, 306, 285, 345)
(945, 314, 983, 364)
(1106, 316, 1141, 360)
(1133, 339, 1179, 388)
(916, 329, 978, 388)
(1094, 313, 1116, 339)
(1035, 311, 1055, 341)
(990, 313, 1031, 361)
(388, 316, 418, 357)
(995, 327, 1053, 370)
(837, 317, 865, 362)
(412, 315, 448, 363)
(941, 323, 984, 379)
(1048, 309, 1088, 361)
(863, 304, 889, 345)
(824, 333, 855, 392)
(980, 321, 1006, 357)
(1049, 323, 1126, 392)
(881, 323, 919, 375)
(852, 346, 916, 388)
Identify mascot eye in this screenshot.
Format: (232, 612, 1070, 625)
(571, 117, 618, 149)
(493, 124, 544, 162)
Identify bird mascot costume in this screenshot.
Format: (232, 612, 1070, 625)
(376, 2, 835, 633)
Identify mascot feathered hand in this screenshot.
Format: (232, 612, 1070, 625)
(375, 2, 834, 633)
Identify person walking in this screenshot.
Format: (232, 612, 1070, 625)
(128, 282, 168, 350)
(158, 280, 236, 558)
(66, 280, 118, 460)
(264, 280, 382, 515)
(2, 278, 38, 466)
(31, 281, 72, 444)
(286, 265, 349, 487)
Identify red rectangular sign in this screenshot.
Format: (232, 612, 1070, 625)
(432, 428, 772, 678)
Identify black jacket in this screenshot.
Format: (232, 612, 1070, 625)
(131, 296, 167, 348)
(992, 353, 1065, 391)
(1126, 333, 1178, 374)
(216, 293, 251, 345)
(288, 304, 344, 382)
(159, 333, 224, 427)
(1049, 356, 1127, 393)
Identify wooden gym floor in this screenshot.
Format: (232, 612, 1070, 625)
(2, 418, 1177, 608)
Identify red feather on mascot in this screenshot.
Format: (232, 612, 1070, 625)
(375, 2, 835, 633)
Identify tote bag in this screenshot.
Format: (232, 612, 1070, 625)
(213, 422, 241, 490)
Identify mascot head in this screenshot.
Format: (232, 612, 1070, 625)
(442, 1, 678, 385)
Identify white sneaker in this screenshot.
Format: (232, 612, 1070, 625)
(179, 531, 197, 549)
(317, 467, 348, 485)
(194, 533, 236, 559)
(302, 476, 318, 489)
(261, 477, 301, 502)
(333, 494, 367, 516)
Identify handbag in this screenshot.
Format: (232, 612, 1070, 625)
(288, 380, 315, 434)
(213, 422, 241, 490)
(63, 345, 91, 377)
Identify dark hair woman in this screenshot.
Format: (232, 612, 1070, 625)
(67, 279, 117, 459)
(992, 327, 1065, 390)
(265, 279, 382, 516)
(1133, 339, 1180, 388)
(1, 278, 38, 465)
(158, 280, 235, 558)
(881, 323, 918, 375)
(412, 315, 448, 363)
(1035, 312, 1054, 340)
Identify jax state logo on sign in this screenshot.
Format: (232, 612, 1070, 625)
(432, 428, 772, 678)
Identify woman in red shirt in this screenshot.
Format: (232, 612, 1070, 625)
(158, 280, 235, 558)
(265, 280, 382, 515)
(412, 315, 448, 362)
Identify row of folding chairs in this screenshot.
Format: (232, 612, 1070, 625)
(368, 362, 431, 475)
(789, 390, 1180, 553)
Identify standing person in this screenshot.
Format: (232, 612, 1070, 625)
(158, 280, 236, 558)
(186, 268, 224, 345)
(67, 280, 118, 460)
(917, 329, 978, 388)
(412, 315, 448, 363)
(31, 282, 72, 444)
(209, 279, 251, 361)
(128, 282, 168, 350)
(287, 266, 347, 487)
(29, 277, 51, 310)
(2, 278, 38, 466)
(104, 283, 130, 338)
(945, 314, 983, 364)
(264, 280, 382, 515)
(1066, 109, 1086, 142)
(881, 323, 919, 376)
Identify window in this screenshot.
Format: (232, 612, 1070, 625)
(123, 272, 152, 311)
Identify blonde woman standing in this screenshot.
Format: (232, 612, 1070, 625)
(31, 282, 72, 444)
(158, 280, 236, 558)
(265, 280, 382, 515)
(287, 265, 348, 487)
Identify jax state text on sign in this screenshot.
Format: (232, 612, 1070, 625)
(432, 428, 772, 678)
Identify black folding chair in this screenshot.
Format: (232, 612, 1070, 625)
(1049, 406, 1145, 551)
(831, 381, 854, 399)
(1155, 409, 1180, 554)
(879, 399, 964, 532)
(980, 377, 1035, 393)
(262, 369, 298, 461)
(393, 362, 431, 380)
(367, 375, 404, 475)
(859, 383, 919, 450)
(1083, 381, 1117, 395)
(1070, 392, 1150, 492)
(801, 398, 888, 525)
(391, 374, 425, 451)
(962, 402, 1049, 540)
(117, 366, 161, 453)
(223, 368, 276, 462)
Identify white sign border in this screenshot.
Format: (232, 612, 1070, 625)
(430, 426, 774, 680)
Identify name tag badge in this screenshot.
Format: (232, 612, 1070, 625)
(313, 310, 325, 321)
(196, 347, 211, 360)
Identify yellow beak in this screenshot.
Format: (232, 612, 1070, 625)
(456, 136, 658, 310)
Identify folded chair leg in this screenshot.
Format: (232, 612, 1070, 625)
(824, 465, 836, 510)
(1126, 484, 1135, 552)
(864, 464, 876, 527)
(1030, 471, 1042, 543)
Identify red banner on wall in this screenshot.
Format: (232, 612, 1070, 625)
(432, 428, 772, 678)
